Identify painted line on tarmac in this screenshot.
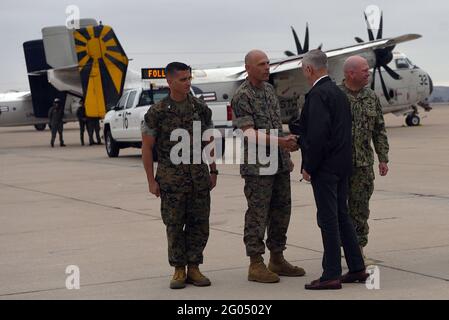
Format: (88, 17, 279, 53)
(0, 182, 160, 219)
(377, 264, 449, 282)
(0, 257, 322, 298)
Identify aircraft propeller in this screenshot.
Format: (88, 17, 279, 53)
(284, 24, 322, 57)
(355, 11, 401, 101)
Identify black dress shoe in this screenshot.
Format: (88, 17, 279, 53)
(341, 270, 369, 283)
(305, 278, 342, 290)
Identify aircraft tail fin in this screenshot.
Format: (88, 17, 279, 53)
(74, 24, 129, 118)
(42, 20, 128, 118)
(22, 40, 65, 118)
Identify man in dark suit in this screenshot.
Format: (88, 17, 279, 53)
(290, 50, 368, 290)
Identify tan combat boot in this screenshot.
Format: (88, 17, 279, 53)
(268, 251, 306, 277)
(170, 266, 186, 289)
(248, 255, 280, 283)
(186, 265, 211, 287)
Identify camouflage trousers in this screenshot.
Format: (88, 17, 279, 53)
(160, 189, 210, 267)
(348, 166, 375, 247)
(243, 172, 292, 257)
(50, 123, 64, 146)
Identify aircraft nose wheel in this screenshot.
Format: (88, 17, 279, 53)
(406, 114, 420, 126)
(34, 124, 46, 131)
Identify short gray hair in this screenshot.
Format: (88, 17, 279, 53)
(302, 49, 328, 71)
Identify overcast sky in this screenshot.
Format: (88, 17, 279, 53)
(1, 0, 448, 92)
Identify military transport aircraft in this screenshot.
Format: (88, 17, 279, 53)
(191, 11, 433, 126)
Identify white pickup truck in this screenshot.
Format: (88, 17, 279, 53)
(103, 87, 232, 157)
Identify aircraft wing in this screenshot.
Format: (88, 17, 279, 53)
(234, 34, 421, 80)
(46, 65, 82, 96)
(231, 33, 421, 121)
(48, 66, 140, 98)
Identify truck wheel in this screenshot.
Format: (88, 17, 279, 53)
(34, 124, 46, 131)
(105, 129, 120, 157)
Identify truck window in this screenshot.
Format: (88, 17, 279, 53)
(117, 92, 129, 110)
(137, 88, 170, 107)
(153, 90, 169, 103)
(126, 91, 137, 109)
(138, 90, 153, 107)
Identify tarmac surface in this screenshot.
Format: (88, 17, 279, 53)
(1, 104, 448, 300)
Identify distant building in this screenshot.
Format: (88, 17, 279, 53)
(429, 86, 449, 103)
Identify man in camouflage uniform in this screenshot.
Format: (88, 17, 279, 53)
(48, 98, 66, 148)
(76, 99, 87, 146)
(141, 62, 217, 289)
(341, 56, 390, 264)
(86, 116, 102, 145)
(232, 50, 306, 283)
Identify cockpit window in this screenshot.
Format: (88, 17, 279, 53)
(406, 58, 417, 68)
(395, 58, 410, 69)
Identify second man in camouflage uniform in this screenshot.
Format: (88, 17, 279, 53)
(48, 98, 66, 148)
(341, 56, 390, 264)
(232, 50, 306, 283)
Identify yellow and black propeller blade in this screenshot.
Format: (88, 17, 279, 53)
(74, 25, 128, 118)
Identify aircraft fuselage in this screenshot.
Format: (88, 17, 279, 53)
(0, 91, 77, 127)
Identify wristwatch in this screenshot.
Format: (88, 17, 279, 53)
(210, 169, 219, 175)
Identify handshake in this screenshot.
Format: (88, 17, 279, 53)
(279, 134, 300, 152)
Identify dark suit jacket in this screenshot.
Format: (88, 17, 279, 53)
(289, 76, 352, 177)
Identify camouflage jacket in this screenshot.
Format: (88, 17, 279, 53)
(340, 85, 389, 168)
(232, 79, 290, 176)
(48, 104, 64, 127)
(142, 94, 213, 193)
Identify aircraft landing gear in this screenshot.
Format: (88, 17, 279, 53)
(406, 114, 420, 126)
(406, 108, 420, 127)
(405, 106, 421, 127)
(34, 124, 46, 131)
